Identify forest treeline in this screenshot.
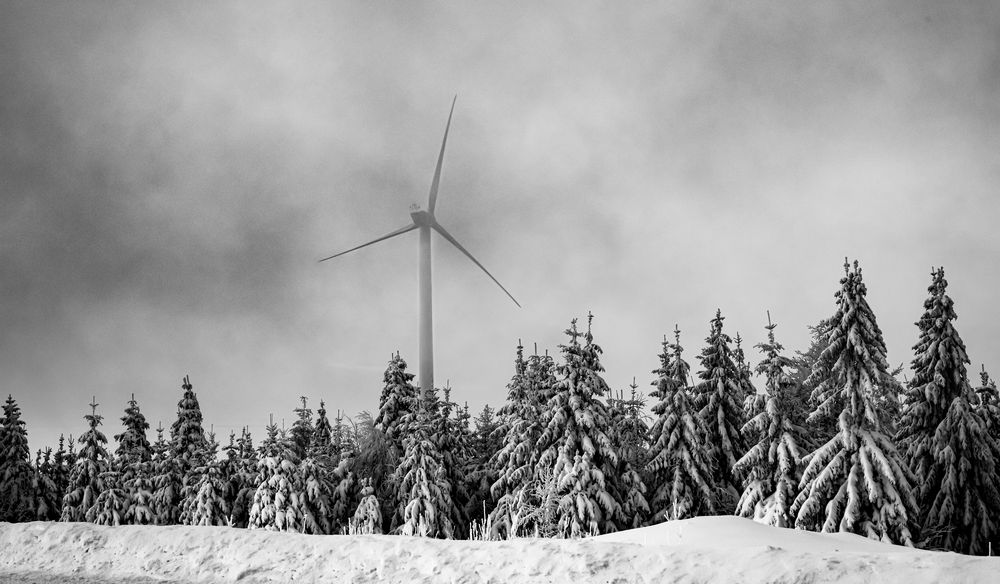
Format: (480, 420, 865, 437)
(1, 259, 998, 555)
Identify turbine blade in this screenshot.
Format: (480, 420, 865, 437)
(427, 95, 457, 214)
(318, 223, 418, 262)
(431, 221, 521, 308)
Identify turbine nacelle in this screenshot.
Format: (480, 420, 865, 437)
(409, 208, 434, 227)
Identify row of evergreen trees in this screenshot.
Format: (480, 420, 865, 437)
(1, 259, 998, 554)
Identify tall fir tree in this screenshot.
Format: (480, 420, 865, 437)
(489, 342, 550, 537)
(0, 395, 35, 521)
(394, 403, 455, 538)
(61, 398, 111, 522)
(645, 327, 716, 522)
(692, 309, 748, 511)
(792, 259, 917, 545)
(151, 423, 183, 525)
(290, 396, 314, 461)
(535, 314, 621, 537)
(433, 384, 473, 539)
(114, 394, 151, 465)
(734, 314, 806, 527)
(229, 427, 259, 528)
(375, 353, 419, 458)
(180, 435, 231, 527)
(171, 375, 208, 469)
(897, 267, 1000, 554)
(607, 379, 650, 529)
(467, 402, 502, 527)
(32, 448, 61, 521)
(974, 366, 1000, 443)
(249, 416, 304, 531)
(311, 400, 335, 462)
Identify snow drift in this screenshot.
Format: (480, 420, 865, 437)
(1, 516, 995, 583)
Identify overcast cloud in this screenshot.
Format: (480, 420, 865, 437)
(2, 1, 999, 451)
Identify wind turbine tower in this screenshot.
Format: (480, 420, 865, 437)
(320, 97, 520, 400)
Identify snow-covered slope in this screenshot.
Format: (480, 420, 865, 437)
(0, 517, 994, 584)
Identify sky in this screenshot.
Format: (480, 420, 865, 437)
(2, 1, 999, 453)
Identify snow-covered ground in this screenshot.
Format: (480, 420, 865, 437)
(1, 517, 995, 583)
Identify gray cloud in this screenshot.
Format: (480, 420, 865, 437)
(3, 0, 999, 450)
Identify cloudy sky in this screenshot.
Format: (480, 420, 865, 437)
(3, 1, 999, 452)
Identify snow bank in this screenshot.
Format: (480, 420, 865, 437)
(1, 517, 994, 584)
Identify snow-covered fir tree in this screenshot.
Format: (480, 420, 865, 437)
(432, 384, 473, 539)
(350, 477, 383, 535)
(394, 400, 455, 538)
(467, 402, 502, 527)
(607, 379, 650, 529)
(733, 332, 757, 406)
(645, 328, 716, 522)
(289, 396, 314, 461)
(792, 259, 918, 545)
(180, 435, 231, 527)
(31, 448, 61, 521)
(347, 411, 395, 532)
(87, 468, 128, 526)
(151, 423, 183, 525)
(296, 451, 335, 534)
(375, 353, 419, 457)
(311, 400, 336, 462)
(114, 394, 151, 464)
(326, 454, 357, 534)
(228, 427, 259, 528)
(171, 375, 208, 470)
(249, 417, 304, 532)
(791, 319, 835, 450)
(897, 267, 1000, 554)
(535, 314, 621, 537)
(49, 434, 72, 509)
(61, 398, 111, 522)
(489, 342, 548, 537)
(692, 309, 748, 511)
(974, 366, 1000, 443)
(734, 314, 806, 527)
(122, 457, 156, 525)
(0, 395, 35, 522)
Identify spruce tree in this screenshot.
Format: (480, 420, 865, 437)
(646, 328, 716, 522)
(375, 353, 418, 458)
(88, 468, 128, 526)
(50, 434, 72, 507)
(312, 400, 335, 461)
(290, 396, 314, 461)
(692, 309, 748, 511)
(0, 395, 34, 522)
(61, 398, 110, 522)
(536, 314, 621, 537)
(228, 427, 259, 528)
(897, 267, 1000, 554)
(792, 259, 917, 545)
(607, 379, 650, 529)
(734, 314, 806, 527)
(467, 403, 501, 526)
(32, 448, 61, 521)
(350, 477, 383, 535)
(394, 403, 455, 538)
(180, 436, 231, 527)
(115, 394, 151, 464)
(433, 384, 472, 539)
(151, 423, 182, 525)
(249, 416, 303, 531)
(489, 342, 549, 537)
(171, 375, 207, 469)
(974, 366, 1000, 443)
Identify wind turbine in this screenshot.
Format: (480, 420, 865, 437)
(320, 97, 520, 400)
